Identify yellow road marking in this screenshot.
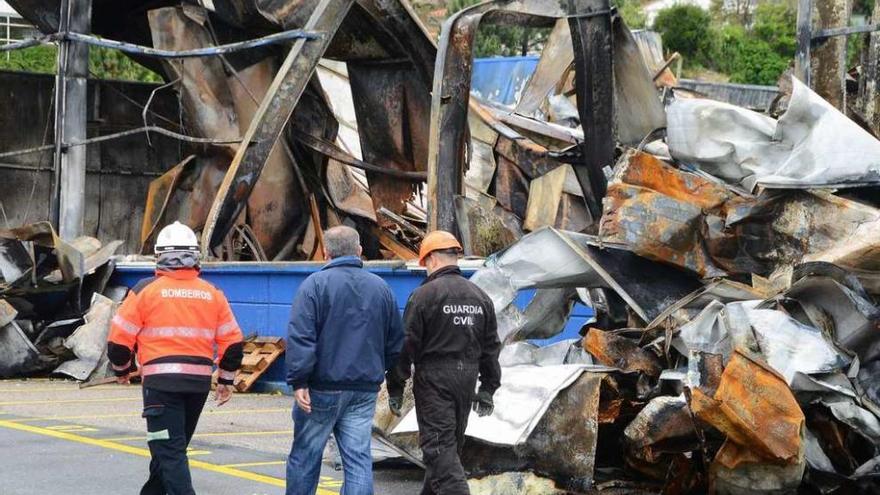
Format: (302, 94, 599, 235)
(46, 425, 99, 432)
(222, 460, 286, 468)
(0, 397, 140, 406)
(107, 429, 291, 442)
(0, 386, 133, 393)
(8, 408, 289, 423)
(0, 418, 336, 494)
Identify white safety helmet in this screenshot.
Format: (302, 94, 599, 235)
(155, 221, 200, 254)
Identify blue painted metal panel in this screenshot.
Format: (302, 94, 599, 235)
(471, 56, 539, 107)
(110, 263, 593, 390)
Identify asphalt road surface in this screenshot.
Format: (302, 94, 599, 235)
(0, 379, 422, 495)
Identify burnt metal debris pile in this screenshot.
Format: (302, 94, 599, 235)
(375, 28, 880, 495)
(0, 222, 123, 382)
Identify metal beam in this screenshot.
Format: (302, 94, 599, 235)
(568, 1, 613, 221)
(51, 0, 91, 240)
(795, 0, 812, 86)
(200, 0, 352, 255)
(813, 23, 880, 40)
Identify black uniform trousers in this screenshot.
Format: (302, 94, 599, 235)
(414, 360, 479, 495)
(140, 386, 209, 495)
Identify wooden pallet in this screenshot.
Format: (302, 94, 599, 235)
(213, 336, 285, 392)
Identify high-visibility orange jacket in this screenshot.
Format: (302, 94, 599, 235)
(107, 268, 244, 393)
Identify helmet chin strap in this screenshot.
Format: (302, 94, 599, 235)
(157, 251, 200, 271)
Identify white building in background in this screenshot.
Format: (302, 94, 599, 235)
(0, 1, 38, 45)
(643, 0, 757, 26)
(644, 0, 713, 25)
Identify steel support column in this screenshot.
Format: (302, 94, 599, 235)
(795, 0, 812, 85)
(51, 0, 91, 239)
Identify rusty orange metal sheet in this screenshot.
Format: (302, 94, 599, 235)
(140, 155, 198, 254)
(599, 149, 751, 278)
(582, 328, 662, 377)
(691, 349, 804, 469)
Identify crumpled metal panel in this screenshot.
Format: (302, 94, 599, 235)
(0, 321, 41, 377)
(0, 237, 31, 285)
(393, 364, 603, 446)
(782, 271, 880, 363)
(496, 288, 577, 343)
(691, 350, 805, 468)
(515, 19, 573, 118)
(140, 155, 199, 254)
(672, 300, 762, 368)
(668, 76, 880, 191)
(600, 149, 752, 278)
(624, 395, 697, 462)
(611, 17, 667, 145)
(0, 221, 83, 283)
(747, 308, 851, 385)
(826, 401, 880, 444)
(201, 0, 355, 252)
(54, 294, 117, 381)
(602, 150, 880, 278)
(671, 298, 851, 387)
(471, 227, 702, 325)
(583, 328, 662, 377)
(500, 339, 592, 368)
(149, 7, 241, 145)
(150, 6, 308, 258)
(648, 279, 769, 329)
(147, 6, 242, 240)
(341, 62, 431, 221)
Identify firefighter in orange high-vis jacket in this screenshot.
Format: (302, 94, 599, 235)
(107, 221, 244, 495)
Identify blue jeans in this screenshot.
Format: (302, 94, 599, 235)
(286, 389, 377, 495)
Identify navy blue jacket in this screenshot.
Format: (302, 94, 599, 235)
(286, 256, 404, 392)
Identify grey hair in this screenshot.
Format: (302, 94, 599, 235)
(323, 226, 361, 258)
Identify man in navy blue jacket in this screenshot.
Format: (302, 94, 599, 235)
(286, 226, 404, 495)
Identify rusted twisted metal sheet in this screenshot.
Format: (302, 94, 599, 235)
(691, 350, 805, 467)
(348, 61, 431, 221)
(427, 0, 613, 232)
(600, 149, 751, 278)
(583, 328, 662, 377)
(201, 0, 352, 254)
(140, 155, 198, 254)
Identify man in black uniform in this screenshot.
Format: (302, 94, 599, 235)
(387, 230, 501, 495)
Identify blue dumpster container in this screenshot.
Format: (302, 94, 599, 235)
(111, 261, 593, 392)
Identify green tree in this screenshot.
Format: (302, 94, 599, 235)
(752, 2, 797, 58)
(853, 0, 876, 16)
(448, 0, 548, 57)
(613, 0, 647, 29)
(654, 5, 713, 64)
(0, 45, 57, 73)
(90, 47, 162, 82)
(0, 43, 162, 82)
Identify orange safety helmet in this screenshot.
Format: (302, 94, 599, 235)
(418, 230, 463, 266)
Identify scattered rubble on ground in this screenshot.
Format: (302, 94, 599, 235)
(0, 222, 122, 382)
